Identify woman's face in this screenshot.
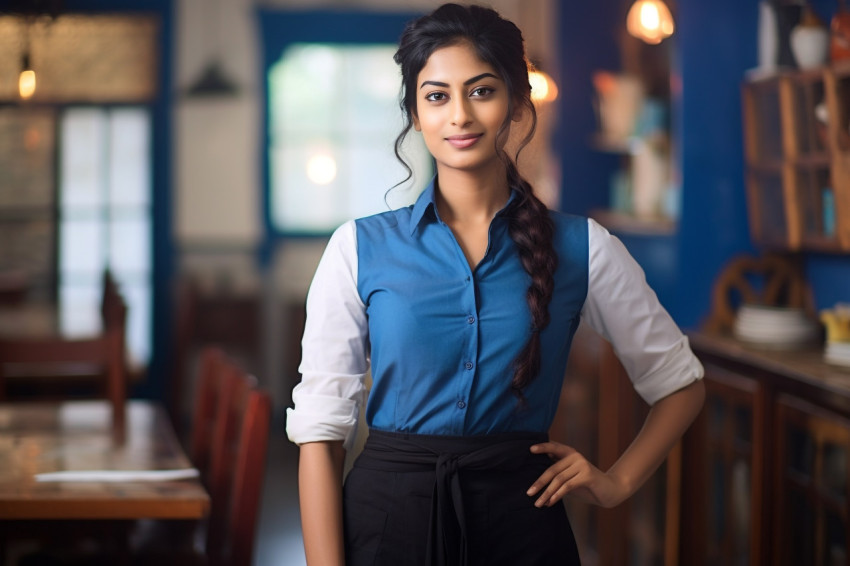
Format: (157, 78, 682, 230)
(412, 41, 512, 176)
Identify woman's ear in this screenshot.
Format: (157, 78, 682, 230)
(412, 112, 421, 132)
(511, 104, 524, 123)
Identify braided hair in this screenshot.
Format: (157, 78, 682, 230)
(393, 3, 557, 398)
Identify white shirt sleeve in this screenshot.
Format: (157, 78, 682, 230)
(285, 220, 369, 450)
(580, 219, 704, 405)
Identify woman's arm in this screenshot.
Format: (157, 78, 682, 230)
(528, 379, 704, 508)
(299, 440, 346, 565)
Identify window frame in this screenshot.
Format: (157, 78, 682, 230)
(258, 9, 424, 248)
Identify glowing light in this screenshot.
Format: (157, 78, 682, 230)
(306, 153, 337, 185)
(19, 69, 36, 99)
(529, 70, 558, 103)
(626, 0, 675, 45)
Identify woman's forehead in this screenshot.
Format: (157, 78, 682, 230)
(418, 43, 501, 83)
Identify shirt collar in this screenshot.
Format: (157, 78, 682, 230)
(408, 177, 519, 236)
(409, 178, 438, 235)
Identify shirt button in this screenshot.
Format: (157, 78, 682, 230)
(464, 361, 473, 370)
(457, 401, 466, 409)
(467, 316, 475, 324)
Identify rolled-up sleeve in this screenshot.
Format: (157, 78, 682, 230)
(285, 220, 369, 450)
(580, 219, 703, 405)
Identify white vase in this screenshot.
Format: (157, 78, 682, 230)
(758, 2, 779, 72)
(790, 24, 830, 69)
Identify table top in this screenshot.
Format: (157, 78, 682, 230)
(0, 400, 209, 520)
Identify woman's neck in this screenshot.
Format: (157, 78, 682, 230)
(434, 167, 511, 227)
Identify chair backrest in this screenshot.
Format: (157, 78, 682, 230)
(189, 346, 226, 483)
(0, 280, 128, 431)
(205, 359, 258, 560)
(223, 388, 271, 566)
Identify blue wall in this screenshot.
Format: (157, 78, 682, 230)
(672, 0, 758, 328)
(554, 3, 622, 216)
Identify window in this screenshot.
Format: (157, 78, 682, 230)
(58, 107, 152, 367)
(268, 43, 432, 233)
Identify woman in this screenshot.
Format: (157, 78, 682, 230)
(286, 4, 705, 565)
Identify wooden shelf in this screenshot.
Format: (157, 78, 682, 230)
(742, 64, 850, 252)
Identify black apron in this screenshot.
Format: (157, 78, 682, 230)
(343, 429, 582, 566)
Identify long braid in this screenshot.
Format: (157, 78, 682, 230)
(503, 161, 557, 398)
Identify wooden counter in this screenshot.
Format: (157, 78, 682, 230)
(688, 331, 850, 414)
(682, 331, 850, 566)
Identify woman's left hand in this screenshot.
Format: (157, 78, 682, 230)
(526, 442, 630, 509)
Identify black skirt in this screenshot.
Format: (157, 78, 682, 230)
(343, 429, 581, 566)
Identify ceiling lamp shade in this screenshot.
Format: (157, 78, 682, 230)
(627, 0, 675, 45)
(185, 60, 238, 97)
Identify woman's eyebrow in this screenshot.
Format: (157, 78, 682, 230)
(419, 72, 500, 90)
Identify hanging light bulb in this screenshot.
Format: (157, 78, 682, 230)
(529, 70, 559, 103)
(627, 0, 675, 45)
(19, 52, 36, 100)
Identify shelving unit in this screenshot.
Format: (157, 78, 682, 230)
(742, 62, 850, 251)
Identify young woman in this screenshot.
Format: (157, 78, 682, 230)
(286, 4, 705, 565)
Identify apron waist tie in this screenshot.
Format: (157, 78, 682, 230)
(356, 429, 548, 566)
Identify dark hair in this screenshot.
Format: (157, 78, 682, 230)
(393, 3, 557, 398)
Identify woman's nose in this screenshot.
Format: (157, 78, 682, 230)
(450, 98, 472, 127)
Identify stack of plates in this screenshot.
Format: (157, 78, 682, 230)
(733, 304, 819, 348)
(825, 341, 850, 368)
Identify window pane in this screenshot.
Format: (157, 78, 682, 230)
(60, 108, 106, 209)
(343, 47, 401, 135)
(348, 146, 417, 220)
(58, 106, 153, 365)
(270, 44, 339, 138)
(269, 43, 432, 233)
(59, 218, 104, 275)
(272, 143, 345, 231)
(58, 282, 101, 337)
(109, 108, 151, 207)
(109, 213, 151, 274)
(118, 281, 151, 367)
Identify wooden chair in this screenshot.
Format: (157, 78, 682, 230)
(169, 275, 262, 432)
(130, 357, 270, 566)
(702, 252, 814, 334)
(205, 360, 258, 557)
(189, 346, 227, 482)
(0, 274, 129, 432)
(220, 387, 271, 566)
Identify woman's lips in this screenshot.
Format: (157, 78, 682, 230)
(446, 134, 482, 149)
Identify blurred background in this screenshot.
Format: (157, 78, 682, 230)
(2, 0, 850, 564)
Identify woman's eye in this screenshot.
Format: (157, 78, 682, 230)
(425, 92, 447, 102)
(471, 87, 493, 97)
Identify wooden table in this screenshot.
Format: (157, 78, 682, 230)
(0, 400, 209, 520)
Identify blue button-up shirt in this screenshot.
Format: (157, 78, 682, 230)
(356, 183, 587, 435)
(287, 182, 703, 448)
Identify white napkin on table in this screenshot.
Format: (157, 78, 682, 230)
(34, 468, 200, 482)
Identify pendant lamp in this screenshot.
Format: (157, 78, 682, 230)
(627, 0, 675, 45)
(19, 17, 36, 100)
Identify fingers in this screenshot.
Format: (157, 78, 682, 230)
(526, 450, 600, 508)
(529, 442, 575, 462)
